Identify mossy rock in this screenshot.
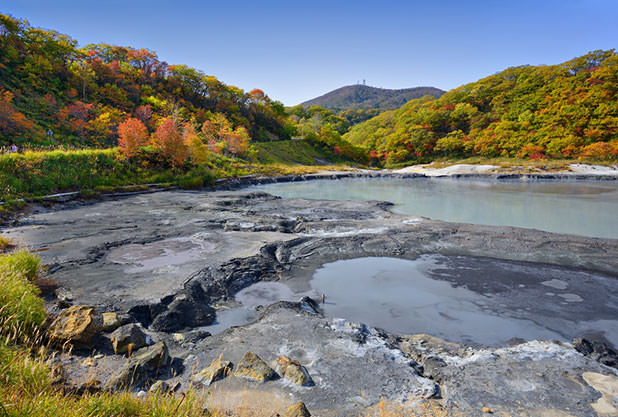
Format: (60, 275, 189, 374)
(233, 351, 276, 382)
(192, 356, 233, 386)
(283, 402, 311, 417)
(275, 356, 314, 386)
(48, 305, 103, 346)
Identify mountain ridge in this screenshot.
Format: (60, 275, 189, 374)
(300, 84, 445, 110)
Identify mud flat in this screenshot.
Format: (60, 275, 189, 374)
(3, 184, 618, 416)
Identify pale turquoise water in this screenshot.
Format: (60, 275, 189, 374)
(250, 178, 618, 239)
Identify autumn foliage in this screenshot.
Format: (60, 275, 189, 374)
(345, 50, 618, 163)
(0, 13, 290, 147)
(117, 118, 148, 157)
(152, 118, 188, 165)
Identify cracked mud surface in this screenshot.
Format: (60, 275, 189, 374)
(4, 183, 618, 416)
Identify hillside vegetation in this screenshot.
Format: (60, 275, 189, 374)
(300, 84, 444, 110)
(345, 51, 618, 165)
(0, 14, 294, 148)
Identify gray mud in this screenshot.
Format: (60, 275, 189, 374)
(3, 185, 618, 416)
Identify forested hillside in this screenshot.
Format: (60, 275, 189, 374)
(345, 51, 618, 164)
(300, 84, 444, 110)
(0, 14, 294, 148)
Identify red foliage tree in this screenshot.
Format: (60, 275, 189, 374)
(117, 117, 148, 157)
(153, 118, 188, 165)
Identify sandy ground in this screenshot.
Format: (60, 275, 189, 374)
(394, 163, 498, 176)
(394, 162, 618, 177)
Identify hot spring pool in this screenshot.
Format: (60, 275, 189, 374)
(248, 177, 618, 239)
(203, 255, 618, 347)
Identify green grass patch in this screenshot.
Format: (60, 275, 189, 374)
(0, 252, 45, 340)
(252, 139, 338, 165)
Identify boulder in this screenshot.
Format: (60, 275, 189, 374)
(275, 356, 314, 386)
(150, 295, 215, 332)
(191, 356, 233, 386)
(107, 341, 171, 389)
(283, 402, 311, 417)
(48, 305, 103, 346)
(573, 335, 618, 369)
(110, 323, 147, 354)
(233, 351, 276, 382)
(101, 312, 122, 331)
(54, 287, 73, 308)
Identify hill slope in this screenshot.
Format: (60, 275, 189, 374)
(0, 14, 292, 147)
(301, 84, 445, 110)
(344, 50, 618, 164)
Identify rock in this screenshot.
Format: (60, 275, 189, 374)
(422, 356, 447, 379)
(101, 312, 121, 331)
(110, 323, 147, 354)
(573, 335, 618, 369)
(136, 390, 147, 399)
(54, 287, 73, 303)
(107, 342, 171, 389)
(275, 356, 314, 386)
(191, 356, 233, 386)
(149, 380, 170, 394)
(83, 357, 96, 367)
(234, 351, 276, 382)
(172, 333, 186, 344)
(150, 295, 216, 332)
(283, 402, 311, 417)
(48, 305, 103, 346)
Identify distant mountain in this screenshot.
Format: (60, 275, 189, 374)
(300, 85, 445, 110)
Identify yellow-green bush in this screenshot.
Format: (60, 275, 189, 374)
(0, 250, 41, 282)
(0, 252, 46, 338)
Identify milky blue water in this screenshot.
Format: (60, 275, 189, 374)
(250, 178, 618, 239)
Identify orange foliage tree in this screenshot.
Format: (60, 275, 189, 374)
(153, 118, 188, 165)
(183, 122, 209, 163)
(0, 88, 36, 141)
(200, 113, 250, 156)
(117, 117, 148, 157)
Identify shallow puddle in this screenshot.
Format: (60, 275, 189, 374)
(215, 255, 618, 346)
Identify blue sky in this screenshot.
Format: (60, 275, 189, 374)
(3, 0, 618, 105)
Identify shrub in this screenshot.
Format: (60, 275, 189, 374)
(0, 250, 41, 282)
(579, 141, 618, 160)
(118, 118, 149, 158)
(0, 234, 11, 250)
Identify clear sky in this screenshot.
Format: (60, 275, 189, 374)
(3, 0, 618, 105)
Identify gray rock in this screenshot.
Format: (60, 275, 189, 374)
(573, 334, 618, 369)
(191, 357, 233, 386)
(110, 323, 147, 354)
(150, 294, 215, 332)
(107, 342, 171, 389)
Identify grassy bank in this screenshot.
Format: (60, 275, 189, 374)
(0, 250, 208, 417)
(0, 141, 351, 202)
